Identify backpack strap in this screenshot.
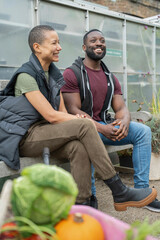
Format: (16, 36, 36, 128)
(68, 65, 81, 87)
(68, 64, 85, 100)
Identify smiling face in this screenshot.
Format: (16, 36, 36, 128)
(39, 30, 62, 63)
(33, 30, 62, 67)
(83, 31, 106, 61)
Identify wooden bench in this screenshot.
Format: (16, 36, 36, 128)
(0, 111, 152, 178)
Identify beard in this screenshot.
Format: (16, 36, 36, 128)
(85, 46, 106, 61)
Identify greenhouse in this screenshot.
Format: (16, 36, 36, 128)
(0, 0, 160, 111)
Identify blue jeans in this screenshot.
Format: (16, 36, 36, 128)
(91, 121, 151, 195)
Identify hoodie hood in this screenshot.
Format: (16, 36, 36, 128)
(72, 56, 111, 74)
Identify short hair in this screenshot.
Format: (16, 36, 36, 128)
(28, 25, 55, 53)
(83, 29, 103, 44)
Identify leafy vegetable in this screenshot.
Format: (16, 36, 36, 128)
(11, 164, 78, 226)
(0, 216, 58, 240)
(126, 218, 160, 240)
(23, 233, 43, 240)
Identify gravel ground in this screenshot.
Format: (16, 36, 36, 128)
(96, 172, 160, 238)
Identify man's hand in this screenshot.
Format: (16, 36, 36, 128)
(112, 119, 129, 141)
(98, 118, 129, 141)
(100, 123, 119, 141)
(110, 95, 131, 141)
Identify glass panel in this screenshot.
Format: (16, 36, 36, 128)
(40, 1, 86, 69)
(0, 66, 18, 80)
(0, 0, 32, 23)
(157, 76, 160, 85)
(114, 73, 123, 87)
(156, 75, 160, 95)
(156, 28, 160, 74)
(127, 22, 153, 74)
(0, 0, 33, 69)
(127, 73, 153, 111)
(89, 13, 123, 72)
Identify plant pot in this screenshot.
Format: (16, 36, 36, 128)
(149, 152, 160, 180)
(119, 155, 133, 168)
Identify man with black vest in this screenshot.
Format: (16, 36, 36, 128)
(61, 29, 160, 212)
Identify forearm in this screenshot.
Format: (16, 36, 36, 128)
(113, 106, 131, 140)
(94, 121, 106, 133)
(68, 107, 91, 119)
(67, 106, 105, 132)
(58, 92, 68, 113)
(115, 107, 131, 123)
(45, 110, 78, 124)
(111, 95, 131, 125)
(25, 91, 77, 124)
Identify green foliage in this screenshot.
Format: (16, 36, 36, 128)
(0, 216, 57, 240)
(132, 91, 160, 154)
(11, 164, 78, 226)
(149, 89, 160, 115)
(145, 116, 160, 154)
(117, 148, 133, 157)
(144, 90, 160, 154)
(132, 89, 160, 115)
(126, 218, 160, 240)
(132, 100, 144, 112)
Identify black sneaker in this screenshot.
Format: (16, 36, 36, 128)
(144, 199, 160, 212)
(75, 198, 90, 206)
(90, 195, 98, 209)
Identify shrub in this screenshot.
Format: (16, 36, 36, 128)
(145, 116, 160, 154)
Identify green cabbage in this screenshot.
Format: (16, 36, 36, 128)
(11, 164, 78, 226)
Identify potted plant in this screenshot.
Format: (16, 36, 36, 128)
(145, 91, 160, 180)
(145, 116, 160, 154)
(117, 149, 133, 168)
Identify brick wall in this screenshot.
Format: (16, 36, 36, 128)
(85, 0, 160, 18)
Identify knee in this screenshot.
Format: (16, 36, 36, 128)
(138, 123, 152, 142)
(82, 118, 95, 127)
(129, 122, 151, 141)
(69, 140, 88, 157)
(77, 118, 96, 132)
(141, 124, 151, 140)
